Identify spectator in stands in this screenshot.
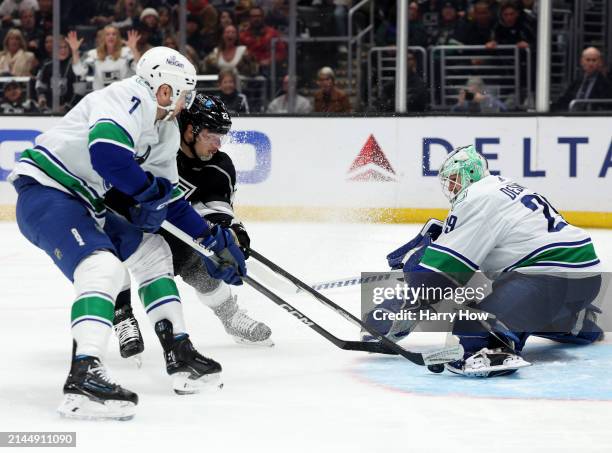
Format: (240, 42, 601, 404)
(552, 47, 612, 112)
(235, 0, 255, 31)
(0, 80, 39, 113)
(464, 0, 495, 45)
(201, 4, 221, 56)
(186, 14, 208, 58)
(313, 66, 351, 113)
(163, 34, 200, 68)
(217, 68, 250, 114)
(35, 35, 79, 112)
(486, 0, 535, 50)
(240, 6, 287, 76)
(432, 0, 469, 45)
(519, 0, 537, 24)
(19, 7, 44, 59)
(265, 0, 288, 31)
(451, 76, 508, 113)
(203, 24, 255, 76)
(333, 1, 351, 39)
(218, 9, 235, 31)
(377, 51, 428, 112)
(375, 1, 429, 48)
(67, 26, 140, 90)
(0, 28, 37, 76)
(0, 0, 38, 24)
(37, 33, 52, 65)
(35, 0, 52, 35)
(139, 7, 162, 46)
(112, 0, 142, 31)
(157, 6, 175, 40)
(267, 74, 313, 113)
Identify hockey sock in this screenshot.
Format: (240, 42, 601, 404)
(72, 251, 127, 358)
(197, 282, 232, 309)
(138, 275, 186, 335)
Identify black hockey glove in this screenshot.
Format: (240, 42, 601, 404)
(230, 222, 250, 259)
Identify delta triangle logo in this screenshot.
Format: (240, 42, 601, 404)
(347, 134, 397, 182)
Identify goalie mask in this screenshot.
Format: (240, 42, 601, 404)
(439, 145, 489, 201)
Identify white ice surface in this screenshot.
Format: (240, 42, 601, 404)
(1, 221, 611, 453)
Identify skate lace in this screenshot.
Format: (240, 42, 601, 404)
(231, 309, 258, 335)
(89, 363, 118, 386)
(115, 316, 140, 345)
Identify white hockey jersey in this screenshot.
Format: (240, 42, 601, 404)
(10, 76, 181, 221)
(72, 47, 136, 90)
(419, 175, 601, 284)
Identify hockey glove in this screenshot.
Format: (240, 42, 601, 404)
(129, 173, 174, 233)
(202, 255, 244, 286)
(230, 221, 250, 259)
(200, 225, 247, 285)
(387, 218, 443, 269)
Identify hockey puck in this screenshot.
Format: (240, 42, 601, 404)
(427, 364, 445, 374)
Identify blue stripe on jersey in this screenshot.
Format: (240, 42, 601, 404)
(502, 238, 593, 273)
(90, 118, 135, 147)
(429, 243, 480, 270)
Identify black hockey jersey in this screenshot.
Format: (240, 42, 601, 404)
(176, 150, 237, 227)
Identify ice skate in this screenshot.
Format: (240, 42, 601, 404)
(58, 353, 138, 421)
(214, 296, 274, 346)
(155, 319, 223, 394)
(113, 305, 144, 367)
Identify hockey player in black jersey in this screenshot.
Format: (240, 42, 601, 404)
(110, 94, 273, 362)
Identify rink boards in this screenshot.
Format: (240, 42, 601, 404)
(0, 115, 611, 227)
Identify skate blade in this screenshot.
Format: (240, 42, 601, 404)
(232, 336, 275, 347)
(57, 394, 136, 421)
(172, 371, 223, 395)
(132, 354, 143, 368)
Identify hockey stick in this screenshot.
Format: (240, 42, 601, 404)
(246, 248, 464, 366)
(159, 221, 463, 366)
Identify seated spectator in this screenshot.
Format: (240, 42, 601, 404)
(377, 51, 428, 112)
(201, 4, 221, 56)
(235, 0, 255, 31)
(265, 0, 288, 31)
(218, 9, 235, 32)
(313, 66, 351, 113)
(0, 80, 39, 113)
(67, 26, 140, 90)
(139, 7, 163, 46)
(375, 1, 429, 48)
(464, 0, 495, 45)
(37, 34, 53, 65)
(35, 0, 52, 35)
(203, 24, 255, 76)
(0, 0, 38, 25)
(486, 0, 535, 50)
(19, 7, 44, 59)
(186, 13, 212, 58)
(432, 0, 469, 45)
(0, 28, 37, 76)
(451, 76, 508, 113)
(240, 6, 286, 76)
(267, 74, 313, 113)
(35, 35, 79, 112)
(553, 47, 612, 112)
(157, 6, 175, 40)
(217, 68, 250, 113)
(112, 0, 142, 31)
(164, 35, 200, 68)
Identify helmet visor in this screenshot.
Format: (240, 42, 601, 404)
(196, 131, 229, 148)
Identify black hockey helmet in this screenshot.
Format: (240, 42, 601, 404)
(178, 93, 232, 138)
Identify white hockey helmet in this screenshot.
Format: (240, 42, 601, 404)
(136, 46, 197, 120)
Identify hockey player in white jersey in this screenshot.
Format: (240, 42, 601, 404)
(9, 47, 246, 420)
(366, 145, 602, 377)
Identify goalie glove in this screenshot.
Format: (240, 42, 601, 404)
(387, 218, 444, 270)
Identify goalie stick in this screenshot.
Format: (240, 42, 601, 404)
(159, 221, 463, 367)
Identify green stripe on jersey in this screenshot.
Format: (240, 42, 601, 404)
(71, 295, 114, 323)
(513, 242, 598, 270)
(168, 186, 185, 204)
(138, 277, 180, 308)
(89, 121, 134, 150)
(420, 247, 475, 285)
(20, 148, 104, 213)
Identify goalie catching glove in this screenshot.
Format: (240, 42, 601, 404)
(200, 224, 247, 286)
